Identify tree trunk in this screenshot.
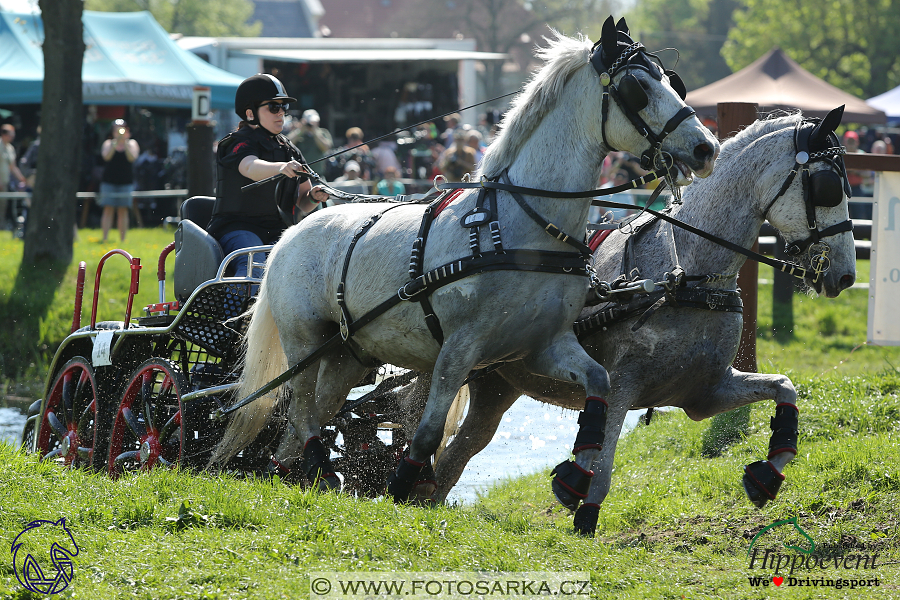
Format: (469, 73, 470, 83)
(24, 0, 85, 266)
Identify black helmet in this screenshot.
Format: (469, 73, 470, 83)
(234, 74, 297, 122)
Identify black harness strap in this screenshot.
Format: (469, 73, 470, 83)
(573, 286, 743, 339)
(338, 203, 409, 340)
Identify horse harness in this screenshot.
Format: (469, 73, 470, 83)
(590, 40, 696, 178)
(763, 117, 853, 260)
(337, 170, 593, 348)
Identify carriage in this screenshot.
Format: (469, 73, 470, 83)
(19, 195, 410, 495)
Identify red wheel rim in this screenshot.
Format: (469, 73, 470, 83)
(108, 361, 184, 477)
(37, 358, 98, 468)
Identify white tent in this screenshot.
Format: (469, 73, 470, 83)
(867, 86, 900, 120)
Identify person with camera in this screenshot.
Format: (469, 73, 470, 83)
(208, 74, 329, 278)
(99, 119, 139, 243)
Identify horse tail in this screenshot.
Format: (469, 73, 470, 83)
(434, 384, 470, 466)
(209, 279, 288, 467)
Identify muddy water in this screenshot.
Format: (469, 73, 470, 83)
(0, 399, 642, 504)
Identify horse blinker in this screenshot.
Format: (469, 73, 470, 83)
(616, 74, 648, 112)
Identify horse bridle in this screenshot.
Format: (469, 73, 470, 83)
(590, 41, 696, 175)
(763, 119, 853, 264)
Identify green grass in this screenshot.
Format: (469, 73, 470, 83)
(2, 373, 899, 599)
(0, 228, 177, 392)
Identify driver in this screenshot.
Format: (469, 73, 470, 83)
(208, 73, 329, 277)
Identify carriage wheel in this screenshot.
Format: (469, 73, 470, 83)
(108, 359, 187, 477)
(36, 357, 101, 469)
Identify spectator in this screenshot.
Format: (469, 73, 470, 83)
(437, 128, 477, 182)
(18, 125, 40, 188)
(466, 129, 484, 167)
(0, 124, 26, 231)
(371, 139, 402, 180)
(99, 119, 139, 243)
(289, 109, 333, 175)
(843, 130, 871, 219)
(376, 166, 405, 197)
(327, 127, 376, 180)
(331, 160, 368, 197)
(441, 112, 461, 146)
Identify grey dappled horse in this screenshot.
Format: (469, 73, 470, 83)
(210, 18, 719, 500)
(423, 107, 856, 535)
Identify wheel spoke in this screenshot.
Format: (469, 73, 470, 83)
(42, 448, 62, 461)
(47, 411, 68, 443)
(61, 371, 76, 425)
(158, 411, 181, 445)
(114, 450, 139, 466)
(121, 407, 146, 439)
(76, 447, 92, 460)
(77, 400, 96, 434)
(158, 456, 172, 467)
(141, 371, 156, 431)
(73, 369, 90, 418)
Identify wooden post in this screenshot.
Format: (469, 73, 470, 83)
(700, 102, 758, 457)
(717, 103, 759, 373)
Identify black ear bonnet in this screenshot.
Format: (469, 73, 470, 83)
(794, 120, 852, 208)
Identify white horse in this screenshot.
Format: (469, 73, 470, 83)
(210, 18, 719, 500)
(422, 107, 856, 534)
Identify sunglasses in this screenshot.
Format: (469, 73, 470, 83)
(260, 102, 290, 114)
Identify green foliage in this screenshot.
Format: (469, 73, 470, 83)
(625, 0, 737, 90)
(723, 0, 900, 98)
(85, 0, 262, 37)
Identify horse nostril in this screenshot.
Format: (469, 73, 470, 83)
(694, 143, 713, 162)
(839, 274, 855, 291)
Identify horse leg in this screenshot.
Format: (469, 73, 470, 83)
(681, 369, 799, 508)
(519, 334, 611, 511)
(573, 402, 629, 537)
(431, 372, 522, 502)
(270, 346, 369, 490)
(386, 341, 482, 503)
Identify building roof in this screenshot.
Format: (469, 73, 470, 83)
(685, 47, 886, 124)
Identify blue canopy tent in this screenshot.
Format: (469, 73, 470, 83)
(0, 10, 243, 109)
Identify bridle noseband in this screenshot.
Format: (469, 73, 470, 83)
(764, 119, 853, 260)
(590, 40, 696, 176)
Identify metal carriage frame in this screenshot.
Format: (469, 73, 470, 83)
(22, 221, 409, 495)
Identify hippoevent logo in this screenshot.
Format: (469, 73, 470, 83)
(10, 518, 79, 595)
(746, 517, 880, 590)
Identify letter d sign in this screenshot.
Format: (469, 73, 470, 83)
(192, 86, 211, 123)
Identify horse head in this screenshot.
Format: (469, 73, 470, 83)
(762, 106, 857, 297)
(594, 16, 719, 182)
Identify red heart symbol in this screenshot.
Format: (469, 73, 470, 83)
(773, 576, 784, 586)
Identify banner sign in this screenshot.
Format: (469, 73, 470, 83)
(868, 172, 900, 345)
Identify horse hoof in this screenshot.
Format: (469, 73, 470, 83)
(411, 479, 437, 502)
(573, 504, 600, 537)
(386, 457, 425, 503)
(551, 460, 592, 511)
(743, 460, 784, 508)
(316, 474, 341, 491)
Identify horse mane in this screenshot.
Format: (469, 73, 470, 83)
(480, 30, 593, 176)
(717, 111, 802, 162)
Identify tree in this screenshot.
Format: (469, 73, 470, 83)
(85, 0, 261, 37)
(723, 0, 900, 98)
(23, 0, 85, 266)
(626, 0, 738, 91)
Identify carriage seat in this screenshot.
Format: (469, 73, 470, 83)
(174, 196, 224, 302)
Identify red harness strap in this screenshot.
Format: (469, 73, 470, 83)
(587, 228, 613, 252)
(433, 189, 465, 217)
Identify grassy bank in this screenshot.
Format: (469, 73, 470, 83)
(1, 372, 898, 599)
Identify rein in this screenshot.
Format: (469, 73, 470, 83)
(437, 177, 824, 283)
